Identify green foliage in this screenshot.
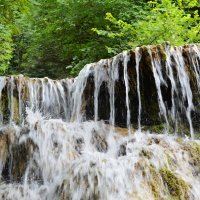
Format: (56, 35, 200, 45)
(93, 0, 200, 54)
(0, 0, 28, 24)
(0, 25, 13, 72)
(138, 0, 200, 45)
(0, 0, 28, 73)
(1, 0, 200, 77)
(12, 0, 148, 78)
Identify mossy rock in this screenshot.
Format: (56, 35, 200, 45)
(0, 91, 9, 124)
(12, 96, 20, 124)
(143, 123, 165, 134)
(160, 167, 189, 200)
(139, 149, 152, 159)
(165, 151, 173, 167)
(0, 93, 6, 114)
(149, 165, 162, 200)
(177, 140, 200, 174)
(194, 132, 200, 140)
(157, 45, 167, 61)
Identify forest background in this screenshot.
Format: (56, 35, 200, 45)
(0, 0, 200, 78)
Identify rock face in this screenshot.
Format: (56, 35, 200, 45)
(83, 44, 200, 135)
(0, 44, 200, 200)
(1, 43, 200, 136)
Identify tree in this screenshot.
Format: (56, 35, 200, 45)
(13, 0, 148, 78)
(0, 0, 28, 73)
(1, 0, 199, 78)
(93, 0, 200, 54)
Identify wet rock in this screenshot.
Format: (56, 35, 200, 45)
(147, 137, 161, 145)
(2, 136, 38, 183)
(118, 138, 135, 157)
(139, 149, 153, 159)
(160, 167, 189, 199)
(0, 133, 9, 181)
(0, 44, 200, 132)
(179, 141, 200, 176)
(118, 143, 127, 156)
(74, 137, 84, 154)
(20, 125, 30, 136)
(91, 129, 108, 153)
(0, 127, 17, 162)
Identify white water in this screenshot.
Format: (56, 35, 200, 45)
(108, 55, 120, 127)
(165, 45, 177, 129)
(17, 76, 24, 125)
(148, 48, 169, 131)
(0, 44, 200, 200)
(71, 64, 92, 122)
(135, 47, 142, 131)
(94, 60, 108, 122)
(0, 77, 6, 124)
(123, 51, 131, 133)
(9, 76, 15, 124)
(188, 45, 200, 91)
(172, 47, 194, 138)
(0, 113, 200, 199)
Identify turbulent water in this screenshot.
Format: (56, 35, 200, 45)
(0, 44, 200, 199)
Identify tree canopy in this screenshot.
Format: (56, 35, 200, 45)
(0, 0, 200, 78)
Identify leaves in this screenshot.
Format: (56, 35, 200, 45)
(13, 0, 145, 78)
(0, 0, 29, 73)
(93, 0, 200, 53)
(0, 0, 199, 77)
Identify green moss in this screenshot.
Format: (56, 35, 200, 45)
(0, 90, 20, 124)
(149, 165, 161, 200)
(139, 149, 152, 159)
(0, 92, 6, 114)
(141, 46, 152, 67)
(193, 142, 200, 153)
(176, 137, 183, 144)
(160, 167, 189, 200)
(150, 180, 160, 199)
(143, 124, 165, 134)
(20, 78, 29, 101)
(157, 45, 167, 61)
(179, 141, 200, 166)
(0, 92, 9, 123)
(194, 132, 200, 140)
(165, 151, 172, 167)
(13, 96, 19, 124)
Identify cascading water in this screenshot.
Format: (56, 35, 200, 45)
(172, 47, 194, 138)
(0, 44, 200, 200)
(108, 55, 120, 127)
(123, 51, 131, 133)
(94, 60, 108, 122)
(164, 45, 177, 131)
(135, 47, 142, 131)
(0, 77, 6, 124)
(148, 48, 169, 131)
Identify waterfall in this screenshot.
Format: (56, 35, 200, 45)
(0, 77, 6, 124)
(0, 44, 200, 200)
(165, 45, 177, 130)
(135, 47, 142, 130)
(108, 55, 120, 127)
(94, 60, 108, 122)
(123, 51, 131, 133)
(172, 47, 194, 138)
(188, 45, 200, 91)
(148, 48, 169, 131)
(71, 64, 92, 121)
